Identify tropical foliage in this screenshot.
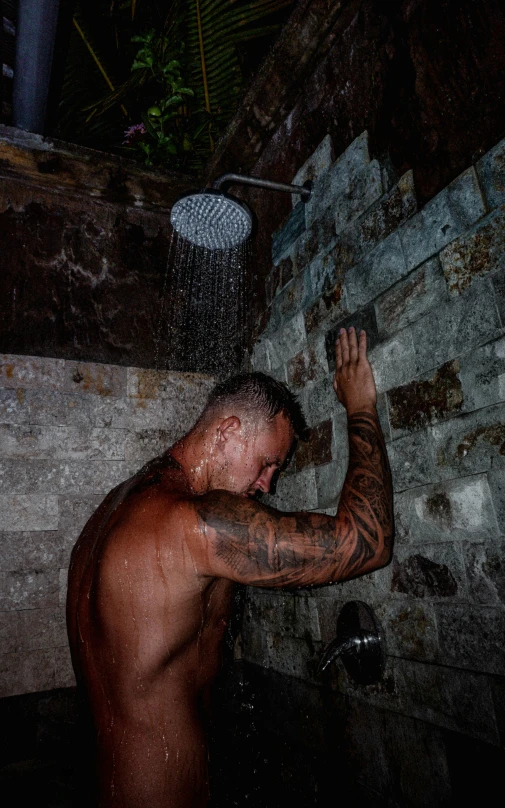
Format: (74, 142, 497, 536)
(53, 0, 293, 173)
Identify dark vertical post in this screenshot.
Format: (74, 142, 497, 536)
(12, 0, 60, 133)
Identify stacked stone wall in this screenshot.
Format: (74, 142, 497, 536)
(0, 353, 214, 698)
(243, 131, 505, 757)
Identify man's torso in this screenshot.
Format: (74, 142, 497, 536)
(66, 454, 234, 807)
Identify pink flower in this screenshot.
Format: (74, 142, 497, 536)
(123, 123, 147, 146)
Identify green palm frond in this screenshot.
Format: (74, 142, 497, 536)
(52, 0, 294, 166)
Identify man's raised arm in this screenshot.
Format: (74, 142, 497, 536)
(192, 328, 394, 588)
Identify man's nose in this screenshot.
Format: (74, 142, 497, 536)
(255, 469, 275, 494)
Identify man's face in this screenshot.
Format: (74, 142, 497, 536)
(211, 411, 294, 497)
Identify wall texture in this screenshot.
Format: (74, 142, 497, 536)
(0, 126, 197, 369)
(0, 352, 214, 698)
(239, 130, 505, 801)
(206, 0, 505, 341)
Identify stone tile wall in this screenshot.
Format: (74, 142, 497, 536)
(243, 132, 505, 756)
(0, 353, 214, 698)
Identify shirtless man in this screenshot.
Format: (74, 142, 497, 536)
(67, 326, 393, 807)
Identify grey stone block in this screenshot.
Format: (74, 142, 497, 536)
(315, 459, 347, 509)
(292, 134, 334, 206)
(27, 390, 94, 428)
(251, 338, 271, 373)
(430, 402, 505, 481)
(488, 456, 505, 533)
(411, 278, 502, 376)
(394, 474, 500, 545)
(436, 602, 505, 675)
(54, 644, 76, 689)
(376, 601, 438, 662)
(334, 563, 393, 607)
(240, 621, 268, 667)
(265, 631, 320, 682)
(0, 494, 59, 531)
(0, 354, 65, 391)
(271, 270, 311, 325)
(333, 160, 384, 236)
(0, 424, 126, 461)
(0, 649, 56, 698)
(124, 428, 173, 465)
(335, 653, 401, 713)
(463, 541, 505, 605)
(272, 201, 306, 265)
(493, 267, 505, 325)
(476, 136, 505, 210)
(269, 466, 318, 512)
(287, 338, 328, 390)
(374, 257, 448, 339)
(368, 330, 418, 394)
(305, 131, 370, 227)
(395, 658, 499, 745)
(0, 459, 128, 495)
(0, 610, 18, 653)
(391, 542, 468, 601)
(459, 336, 505, 413)
(59, 567, 68, 607)
(345, 232, 408, 311)
(440, 206, 505, 295)
(376, 392, 391, 443)
(0, 530, 65, 570)
(0, 389, 30, 425)
(356, 169, 417, 253)
(127, 367, 214, 402)
(388, 430, 436, 492)
(63, 360, 127, 398)
(268, 313, 307, 366)
(387, 360, 463, 439)
(245, 590, 321, 639)
(17, 606, 67, 651)
(93, 396, 130, 429)
(308, 250, 339, 301)
(399, 167, 486, 271)
(300, 376, 341, 428)
(0, 569, 59, 610)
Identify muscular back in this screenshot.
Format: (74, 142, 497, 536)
(67, 454, 234, 808)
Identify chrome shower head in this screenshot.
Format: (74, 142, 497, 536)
(170, 174, 311, 251)
(170, 190, 253, 251)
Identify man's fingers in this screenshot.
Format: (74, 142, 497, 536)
(339, 328, 349, 364)
(335, 337, 343, 370)
(358, 328, 367, 357)
(348, 327, 358, 363)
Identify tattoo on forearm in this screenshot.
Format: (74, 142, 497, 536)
(195, 409, 393, 587)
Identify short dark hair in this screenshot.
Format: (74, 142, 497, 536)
(202, 372, 309, 441)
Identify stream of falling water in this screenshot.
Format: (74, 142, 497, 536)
(155, 231, 251, 376)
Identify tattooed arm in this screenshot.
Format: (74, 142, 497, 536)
(191, 328, 393, 588)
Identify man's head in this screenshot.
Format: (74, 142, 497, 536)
(195, 373, 308, 497)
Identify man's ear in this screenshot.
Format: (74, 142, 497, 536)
(216, 416, 241, 445)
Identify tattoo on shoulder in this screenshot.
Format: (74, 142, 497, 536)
(195, 409, 393, 587)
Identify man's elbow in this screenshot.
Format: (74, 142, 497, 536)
(375, 527, 394, 570)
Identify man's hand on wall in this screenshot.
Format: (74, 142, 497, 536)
(334, 327, 377, 415)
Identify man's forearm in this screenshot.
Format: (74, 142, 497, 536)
(335, 407, 394, 577)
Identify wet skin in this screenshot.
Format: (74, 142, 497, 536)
(67, 328, 394, 807)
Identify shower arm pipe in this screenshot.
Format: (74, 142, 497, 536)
(211, 173, 312, 200)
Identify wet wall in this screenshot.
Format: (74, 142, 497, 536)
(0, 353, 214, 698)
(207, 0, 505, 337)
(0, 125, 194, 369)
(234, 130, 505, 804)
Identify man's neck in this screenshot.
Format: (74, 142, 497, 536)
(169, 431, 213, 495)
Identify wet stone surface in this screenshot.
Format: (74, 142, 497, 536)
(387, 360, 463, 436)
(391, 554, 459, 599)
